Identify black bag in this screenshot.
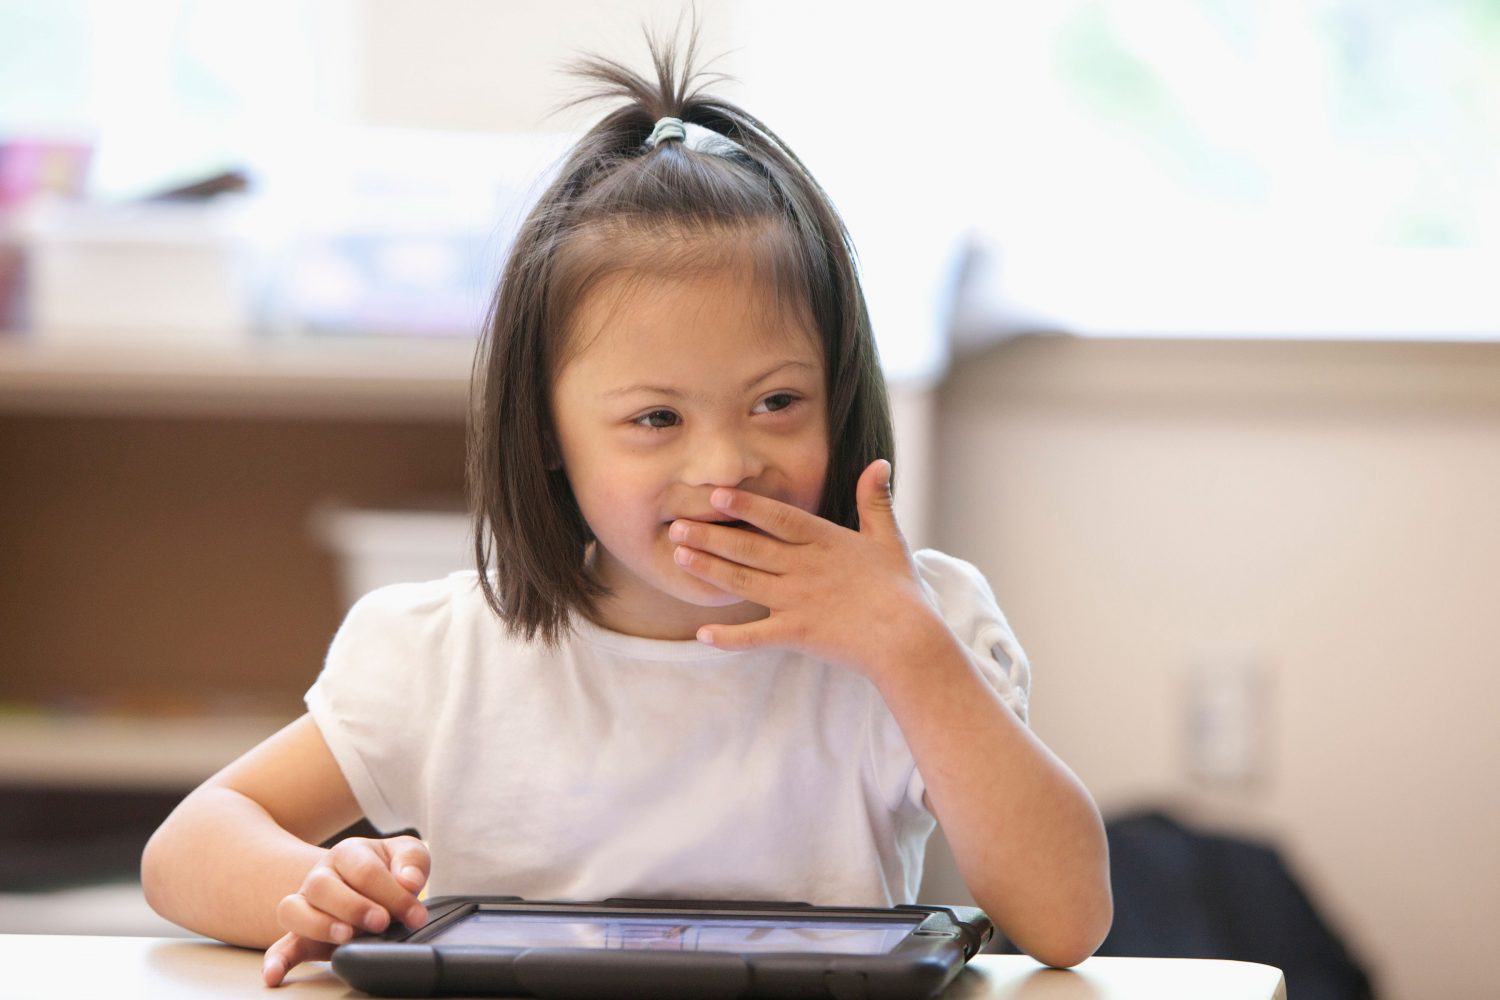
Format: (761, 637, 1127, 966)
(989, 809, 1376, 1000)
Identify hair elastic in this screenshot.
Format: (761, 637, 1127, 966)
(645, 116, 687, 149)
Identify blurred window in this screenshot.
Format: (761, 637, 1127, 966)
(0, 0, 342, 200)
(965, 0, 1500, 337)
(5, 0, 1496, 341)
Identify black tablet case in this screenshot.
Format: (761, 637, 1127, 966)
(331, 896, 992, 999)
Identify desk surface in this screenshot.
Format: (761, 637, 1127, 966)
(0, 934, 1286, 1000)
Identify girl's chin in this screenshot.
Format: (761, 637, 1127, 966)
(663, 565, 770, 619)
(672, 572, 749, 608)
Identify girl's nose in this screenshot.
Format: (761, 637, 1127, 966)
(685, 427, 764, 488)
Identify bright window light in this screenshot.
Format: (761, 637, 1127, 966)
(742, 1, 1500, 353)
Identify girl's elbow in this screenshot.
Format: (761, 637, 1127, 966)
(139, 825, 172, 918)
(140, 814, 194, 925)
(1032, 943, 1094, 971)
(998, 886, 1113, 970)
(1030, 927, 1104, 970)
(1035, 891, 1113, 969)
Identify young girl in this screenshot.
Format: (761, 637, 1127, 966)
(142, 31, 1112, 986)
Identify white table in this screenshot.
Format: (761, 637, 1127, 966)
(0, 934, 1286, 999)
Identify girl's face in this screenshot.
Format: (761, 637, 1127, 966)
(549, 266, 829, 640)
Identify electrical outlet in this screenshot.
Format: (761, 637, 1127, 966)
(1185, 641, 1267, 787)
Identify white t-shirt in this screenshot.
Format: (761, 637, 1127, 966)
(305, 548, 1030, 906)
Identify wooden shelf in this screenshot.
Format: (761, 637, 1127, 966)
(0, 335, 475, 421)
(0, 714, 295, 790)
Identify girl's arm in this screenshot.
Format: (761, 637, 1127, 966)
(668, 460, 1112, 966)
(141, 715, 430, 983)
(877, 621, 1111, 968)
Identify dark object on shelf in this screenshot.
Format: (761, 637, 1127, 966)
(146, 170, 249, 201)
(0, 786, 185, 891)
(987, 809, 1375, 1000)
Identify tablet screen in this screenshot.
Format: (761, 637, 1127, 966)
(423, 910, 921, 955)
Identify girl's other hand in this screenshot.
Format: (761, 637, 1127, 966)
(262, 835, 430, 987)
(670, 459, 946, 680)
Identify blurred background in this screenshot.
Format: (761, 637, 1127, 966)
(1, 2, 1497, 998)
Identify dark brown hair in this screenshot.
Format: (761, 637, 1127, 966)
(469, 20, 894, 644)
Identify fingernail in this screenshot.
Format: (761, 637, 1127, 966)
(710, 488, 733, 508)
(366, 908, 388, 931)
(674, 546, 691, 565)
(406, 904, 428, 928)
(401, 865, 424, 888)
(331, 922, 353, 943)
(668, 521, 687, 542)
(263, 955, 284, 985)
(696, 628, 715, 646)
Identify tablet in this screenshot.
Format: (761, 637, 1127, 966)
(331, 896, 993, 999)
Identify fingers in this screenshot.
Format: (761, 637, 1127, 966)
(669, 518, 785, 572)
(277, 883, 368, 944)
(263, 932, 334, 988)
(709, 487, 819, 543)
(855, 459, 903, 542)
(674, 544, 776, 604)
(385, 835, 432, 897)
(276, 837, 430, 943)
(696, 617, 783, 652)
(327, 838, 429, 931)
(266, 837, 431, 988)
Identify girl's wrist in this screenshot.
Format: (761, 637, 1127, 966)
(863, 599, 962, 694)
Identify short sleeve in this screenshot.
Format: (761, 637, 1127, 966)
(870, 549, 1033, 814)
(304, 579, 453, 834)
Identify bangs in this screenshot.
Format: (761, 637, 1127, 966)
(545, 219, 820, 372)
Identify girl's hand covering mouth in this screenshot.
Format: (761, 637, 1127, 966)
(667, 460, 943, 678)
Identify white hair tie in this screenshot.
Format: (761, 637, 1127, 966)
(645, 116, 687, 149)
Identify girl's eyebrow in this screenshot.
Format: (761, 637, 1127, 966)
(602, 360, 816, 399)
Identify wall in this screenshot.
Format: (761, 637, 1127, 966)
(352, 0, 744, 134)
(934, 334, 1500, 1000)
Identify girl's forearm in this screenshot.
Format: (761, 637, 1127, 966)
(141, 785, 326, 948)
(872, 621, 1113, 968)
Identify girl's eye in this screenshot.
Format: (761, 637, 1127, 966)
(755, 392, 799, 414)
(634, 409, 680, 430)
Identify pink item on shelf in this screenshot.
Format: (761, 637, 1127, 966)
(0, 140, 92, 209)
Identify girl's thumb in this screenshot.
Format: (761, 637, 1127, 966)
(856, 459, 899, 537)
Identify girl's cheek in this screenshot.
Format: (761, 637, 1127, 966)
(794, 446, 831, 504)
(594, 468, 655, 510)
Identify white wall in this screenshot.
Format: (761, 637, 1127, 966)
(351, 0, 744, 134)
(936, 334, 1500, 1000)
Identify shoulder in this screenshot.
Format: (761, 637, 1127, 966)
(913, 548, 992, 589)
(314, 571, 531, 730)
(330, 570, 503, 661)
(912, 548, 1031, 719)
(309, 573, 500, 833)
(340, 569, 496, 619)
(339, 571, 459, 628)
(911, 548, 1002, 620)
